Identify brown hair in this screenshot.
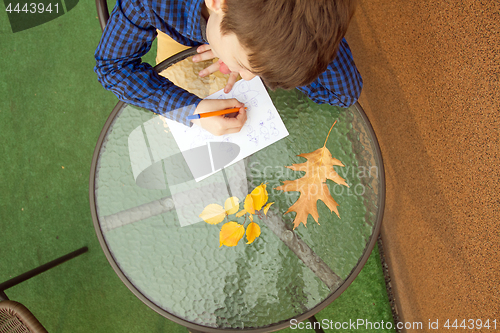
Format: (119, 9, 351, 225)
(220, 0, 356, 90)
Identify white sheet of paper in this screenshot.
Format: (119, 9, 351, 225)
(165, 76, 289, 182)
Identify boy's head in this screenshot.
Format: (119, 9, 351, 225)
(204, 0, 356, 90)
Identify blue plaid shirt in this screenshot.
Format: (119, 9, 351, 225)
(94, 0, 363, 126)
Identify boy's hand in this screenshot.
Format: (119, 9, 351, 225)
(192, 98, 247, 136)
(192, 44, 239, 93)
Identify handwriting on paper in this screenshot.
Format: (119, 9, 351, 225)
(165, 76, 289, 181)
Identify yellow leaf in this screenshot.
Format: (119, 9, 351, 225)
(263, 202, 274, 215)
(249, 214, 254, 222)
(250, 183, 268, 211)
(199, 204, 225, 225)
(224, 197, 240, 215)
(243, 194, 255, 214)
(246, 222, 261, 244)
(235, 209, 247, 217)
(219, 222, 245, 247)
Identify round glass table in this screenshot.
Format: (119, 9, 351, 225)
(90, 48, 385, 333)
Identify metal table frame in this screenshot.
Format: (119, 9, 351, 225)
(89, 46, 386, 333)
(94, 2, 386, 330)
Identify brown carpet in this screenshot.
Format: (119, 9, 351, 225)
(346, 0, 499, 331)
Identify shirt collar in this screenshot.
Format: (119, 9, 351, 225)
(200, 15, 208, 43)
(184, 0, 208, 44)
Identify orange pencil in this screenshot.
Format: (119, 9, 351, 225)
(187, 107, 247, 120)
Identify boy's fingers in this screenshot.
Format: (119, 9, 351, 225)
(232, 107, 247, 124)
(197, 105, 247, 135)
(218, 106, 246, 126)
(192, 49, 215, 62)
(223, 127, 243, 135)
(237, 107, 247, 121)
(224, 72, 240, 93)
(221, 120, 246, 135)
(199, 62, 220, 77)
(196, 44, 211, 53)
(225, 98, 244, 109)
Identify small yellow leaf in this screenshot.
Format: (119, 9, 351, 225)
(235, 209, 247, 218)
(249, 214, 254, 222)
(263, 202, 274, 215)
(250, 183, 268, 211)
(224, 197, 240, 215)
(243, 194, 255, 214)
(199, 204, 225, 225)
(219, 222, 245, 247)
(246, 222, 261, 244)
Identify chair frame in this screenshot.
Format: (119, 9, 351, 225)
(0, 247, 88, 301)
(0, 300, 49, 333)
(0, 247, 88, 332)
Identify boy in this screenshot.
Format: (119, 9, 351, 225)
(95, 0, 362, 136)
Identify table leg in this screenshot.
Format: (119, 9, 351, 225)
(264, 210, 342, 291)
(308, 315, 326, 333)
(100, 196, 175, 232)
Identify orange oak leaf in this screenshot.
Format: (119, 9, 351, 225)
(275, 121, 349, 229)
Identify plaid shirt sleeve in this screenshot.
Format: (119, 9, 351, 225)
(94, 0, 201, 126)
(297, 38, 363, 108)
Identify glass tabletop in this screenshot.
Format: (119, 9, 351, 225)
(90, 49, 385, 332)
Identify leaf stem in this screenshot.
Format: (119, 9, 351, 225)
(323, 120, 337, 148)
(321, 120, 338, 162)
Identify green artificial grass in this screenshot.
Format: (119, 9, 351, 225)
(0, 2, 394, 332)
